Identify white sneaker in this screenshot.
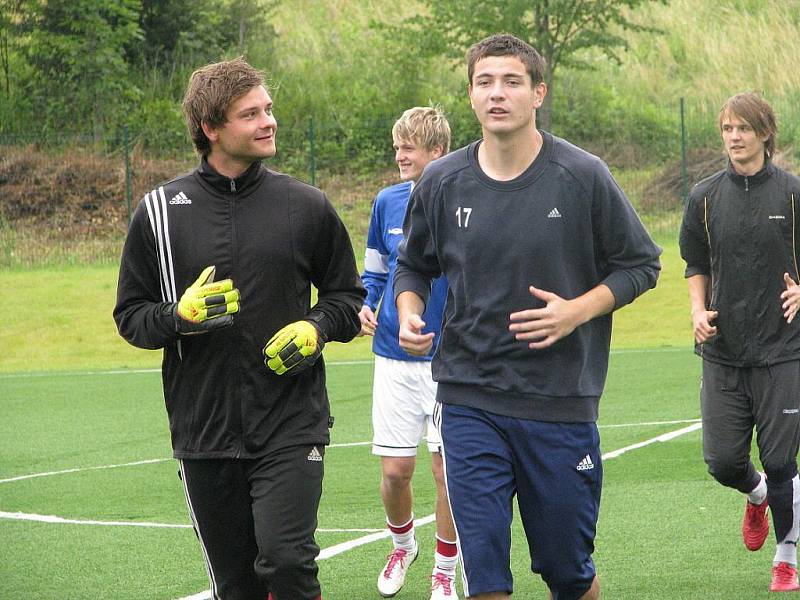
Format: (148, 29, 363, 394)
(377, 539, 418, 597)
(430, 571, 458, 599)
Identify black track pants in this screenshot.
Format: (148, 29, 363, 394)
(701, 360, 800, 545)
(701, 360, 800, 492)
(179, 444, 325, 600)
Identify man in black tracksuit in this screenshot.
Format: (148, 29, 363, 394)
(114, 58, 364, 600)
(680, 92, 800, 592)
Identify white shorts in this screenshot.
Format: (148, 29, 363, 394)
(371, 355, 440, 457)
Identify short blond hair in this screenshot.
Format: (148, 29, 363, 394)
(392, 106, 451, 154)
(182, 57, 266, 156)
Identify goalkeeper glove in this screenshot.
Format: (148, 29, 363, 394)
(174, 266, 240, 335)
(264, 320, 325, 375)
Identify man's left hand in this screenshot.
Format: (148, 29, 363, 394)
(264, 321, 325, 375)
(509, 286, 581, 350)
(781, 272, 800, 323)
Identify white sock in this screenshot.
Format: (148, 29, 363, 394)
(433, 551, 458, 577)
(774, 475, 800, 566)
(748, 473, 768, 505)
(774, 543, 798, 567)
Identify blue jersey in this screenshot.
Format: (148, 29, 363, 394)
(362, 181, 447, 361)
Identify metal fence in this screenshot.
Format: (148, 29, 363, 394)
(1, 98, 797, 268)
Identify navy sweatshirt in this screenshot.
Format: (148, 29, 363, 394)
(394, 132, 661, 422)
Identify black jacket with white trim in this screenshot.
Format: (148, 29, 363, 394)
(114, 158, 365, 458)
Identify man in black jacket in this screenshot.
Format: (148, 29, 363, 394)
(680, 91, 800, 592)
(114, 57, 364, 600)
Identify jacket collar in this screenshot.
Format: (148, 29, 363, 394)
(725, 158, 773, 189)
(198, 157, 264, 195)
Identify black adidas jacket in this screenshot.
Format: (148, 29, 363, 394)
(680, 160, 800, 366)
(114, 158, 365, 458)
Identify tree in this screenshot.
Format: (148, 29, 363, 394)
(0, 0, 24, 98)
(227, 0, 279, 56)
(386, 0, 666, 130)
(129, 0, 279, 72)
(18, 0, 143, 136)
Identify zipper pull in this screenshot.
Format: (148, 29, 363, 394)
(230, 179, 237, 193)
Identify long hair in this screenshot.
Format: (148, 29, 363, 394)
(718, 92, 777, 158)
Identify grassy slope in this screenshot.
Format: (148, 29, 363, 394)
(0, 239, 688, 373)
(619, 0, 800, 105)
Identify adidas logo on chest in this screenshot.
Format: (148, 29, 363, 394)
(169, 191, 192, 205)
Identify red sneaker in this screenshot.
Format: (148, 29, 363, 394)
(770, 562, 800, 592)
(743, 499, 770, 551)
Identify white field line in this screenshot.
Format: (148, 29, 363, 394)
(174, 515, 439, 600)
(0, 511, 192, 528)
(0, 442, 372, 485)
(0, 346, 692, 381)
(601, 422, 702, 460)
(174, 421, 703, 600)
(0, 458, 171, 484)
(599, 418, 700, 429)
(0, 360, 374, 380)
(317, 514, 436, 560)
(0, 420, 698, 485)
(0, 511, 382, 534)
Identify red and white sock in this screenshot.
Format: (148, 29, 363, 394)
(387, 515, 416, 552)
(433, 535, 458, 577)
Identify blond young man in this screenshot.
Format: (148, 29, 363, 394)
(114, 57, 364, 600)
(680, 92, 800, 592)
(358, 107, 459, 599)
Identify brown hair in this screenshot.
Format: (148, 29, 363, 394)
(718, 92, 777, 158)
(467, 33, 547, 87)
(392, 106, 452, 154)
(182, 57, 266, 155)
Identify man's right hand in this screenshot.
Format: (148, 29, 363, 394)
(357, 305, 378, 337)
(398, 313, 434, 356)
(691, 308, 718, 344)
(174, 266, 240, 335)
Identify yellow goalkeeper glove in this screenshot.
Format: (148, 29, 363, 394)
(264, 320, 325, 375)
(174, 266, 240, 335)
